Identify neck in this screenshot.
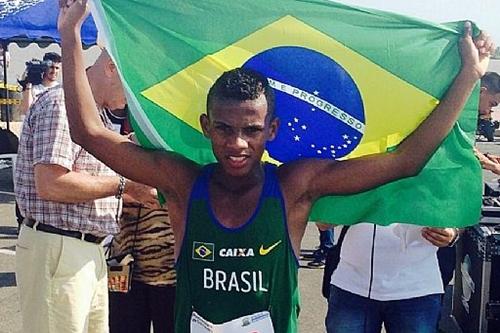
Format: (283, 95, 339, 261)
(107, 108, 127, 118)
(42, 79, 57, 87)
(212, 163, 264, 193)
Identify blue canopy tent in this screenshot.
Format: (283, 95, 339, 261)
(0, 0, 98, 130)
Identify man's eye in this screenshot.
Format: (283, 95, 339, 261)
(215, 125, 231, 134)
(244, 127, 262, 135)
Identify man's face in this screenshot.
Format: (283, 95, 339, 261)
(107, 65, 127, 110)
(43, 61, 61, 83)
(479, 88, 500, 116)
(201, 94, 278, 177)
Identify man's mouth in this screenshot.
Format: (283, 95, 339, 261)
(226, 155, 249, 168)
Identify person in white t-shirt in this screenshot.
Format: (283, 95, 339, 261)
(325, 223, 458, 333)
(20, 52, 62, 117)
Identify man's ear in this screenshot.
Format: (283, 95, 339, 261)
(104, 59, 117, 77)
(200, 114, 210, 138)
(480, 86, 488, 94)
(267, 117, 280, 142)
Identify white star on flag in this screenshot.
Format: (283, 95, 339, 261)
(0, 0, 44, 19)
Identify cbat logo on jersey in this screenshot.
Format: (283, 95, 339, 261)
(244, 46, 364, 161)
(192, 241, 215, 261)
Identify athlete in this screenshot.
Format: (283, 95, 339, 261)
(58, 1, 493, 332)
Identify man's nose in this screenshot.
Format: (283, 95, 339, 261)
(227, 131, 249, 148)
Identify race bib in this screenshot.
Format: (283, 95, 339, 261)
(190, 310, 274, 333)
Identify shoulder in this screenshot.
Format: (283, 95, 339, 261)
(154, 150, 202, 194)
(34, 85, 64, 103)
(32, 84, 45, 95)
(30, 87, 66, 122)
(277, 158, 320, 192)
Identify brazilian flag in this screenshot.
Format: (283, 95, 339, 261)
(92, 0, 482, 227)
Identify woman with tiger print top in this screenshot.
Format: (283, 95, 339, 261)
(102, 107, 176, 333)
(108, 201, 176, 333)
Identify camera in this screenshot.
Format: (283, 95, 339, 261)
(477, 118, 500, 142)
(18, 59, 51, 89)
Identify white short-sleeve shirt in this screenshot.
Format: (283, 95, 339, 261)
(331, 223, 444, 301)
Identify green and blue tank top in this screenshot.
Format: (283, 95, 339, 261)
(175, 163, 300, 333)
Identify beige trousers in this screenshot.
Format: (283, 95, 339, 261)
(15, 225, 109, 333)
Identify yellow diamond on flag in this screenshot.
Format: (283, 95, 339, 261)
(142, 15, 438, 161)
(195, 245, 212, 259)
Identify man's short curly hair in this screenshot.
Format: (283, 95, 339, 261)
(481, 72, 500, 94)
(43, 52, 62, 64)
(206, 67, 275, 118)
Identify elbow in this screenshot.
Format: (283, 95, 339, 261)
(66, 117, 87, 146)
(35, 183, 59, 201)
(19, 102, 29, 116)
(387, 150, 426, 180)
(36, 180, 73, 203)
(68, 125, 85, 147)
(34, 164, 71, 202)
(403, 164, 424, 178)
(394, 152, 426, 179)
(67, 122, 100, 149)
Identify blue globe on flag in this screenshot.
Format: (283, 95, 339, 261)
(244, 46, 365, 162)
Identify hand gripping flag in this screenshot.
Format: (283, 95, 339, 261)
(91, 0, 482, 227)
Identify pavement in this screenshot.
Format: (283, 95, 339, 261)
(0, 165, 21, 333)
(2, 126, 497, 332)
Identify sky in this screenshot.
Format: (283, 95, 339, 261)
(3, 0, 500, 86)
(338, 0, 500, 45)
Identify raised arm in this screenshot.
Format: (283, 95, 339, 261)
(282, 22, 494, 202)
(20, 83, 34, 116)
(57, 0, 198, 196)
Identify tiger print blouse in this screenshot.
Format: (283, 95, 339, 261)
(109, 205, 176, 286)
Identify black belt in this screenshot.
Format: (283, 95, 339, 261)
(23, 219, 105, 244)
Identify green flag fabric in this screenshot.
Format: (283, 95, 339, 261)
(91, 0, 482, 227)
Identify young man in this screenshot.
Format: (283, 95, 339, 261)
(20, 52, 62, 116)
(476, 71, 500, 141)
(478, 71, 500, 121)
(58, 1, 493, 332)
(470, 72, 500, 172)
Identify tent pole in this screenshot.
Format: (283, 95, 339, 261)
(1, 41, 9, 131)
